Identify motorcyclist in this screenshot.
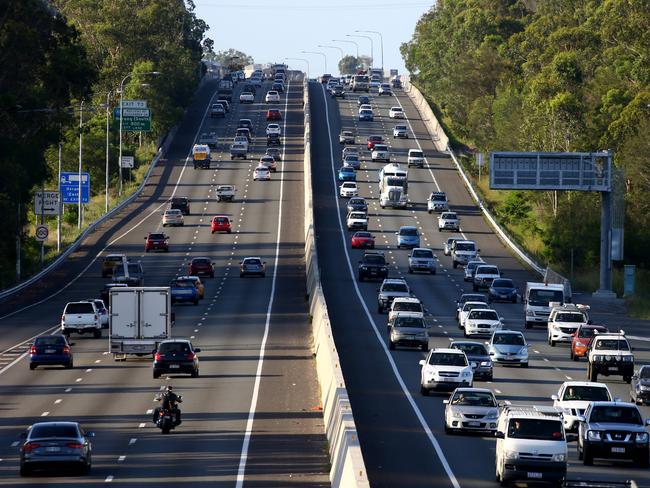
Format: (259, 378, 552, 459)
(153, 385, 182, 425)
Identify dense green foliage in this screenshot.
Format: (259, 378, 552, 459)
(212, 49, 254, 71)
(402, 0, 650, 274)
(0, 0, 210, 287)
(338, 55, 361, 75)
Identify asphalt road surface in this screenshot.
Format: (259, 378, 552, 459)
(0, 74, 329, 487)
(309, 80, 650, 488)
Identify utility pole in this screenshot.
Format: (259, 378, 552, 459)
(78, 100, 84, 229)
(57, 143, 62, 252)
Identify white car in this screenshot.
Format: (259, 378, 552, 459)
(253, 165, 271, 181)
(444, 387, 499, 434)
(438, 211, 460, 231)
(393, 125, 408, 138)
(239, 92, 255, 103)
(266, 123, 281, 136)
(162, 209, 184, 227)
(371, 144, 390, 162)
(407, 149, 425, 168)
(265, 91, 280, 103)
(458, 301, 490, 329)
(358, 104, 372, 113)
(419, 348, 473, 395)
(387, 297, 425, 331)
(259, 156, 277, 172)
(342, 146, 359, 158)
(388, 106, 405, 119)
(551, 381, 612, 432)
(463, 308, 502, 337)
(547, 304, 590, 347)
(339, 182, 358, 198)
(346, 211, 368, 231)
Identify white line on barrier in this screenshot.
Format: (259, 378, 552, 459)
(319, 84, 460, 488)
(235, 78, 292, 487)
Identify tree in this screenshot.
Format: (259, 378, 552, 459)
(338, 55, 360, 75)
(214, 49, 253, 71)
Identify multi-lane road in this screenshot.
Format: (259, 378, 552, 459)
(0, 74, 329, 486)
(309, 81, 650, 487)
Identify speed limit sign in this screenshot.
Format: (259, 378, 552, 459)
(35, 224, 49, 242)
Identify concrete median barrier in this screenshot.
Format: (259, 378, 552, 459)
(303, 80, 370, 488)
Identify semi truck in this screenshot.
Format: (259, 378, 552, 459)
(109, 287, 173, 361)
(217, 79, 233, 102)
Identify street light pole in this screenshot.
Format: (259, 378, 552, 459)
(333, 39, 359, 59)
(347, 34, 373, 68)
(118, 70, 160, 196)
(105, 89, 113, 213)
(285, 57, 310, 79)
(357, 30, 384, 73)
(318, 45, 345, 75)
(301, 51, 328, 74)
(78, 99, 84, 229)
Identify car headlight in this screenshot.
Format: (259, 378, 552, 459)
(485, 411, 499, 420)
(480, 361, 492, 367)
(526, 310, 534, 317)
(518, 347, 528, 356)
(451, 411, 463, 419)
(593, 354, 603, 361)
(623, 355, 633, 362)
(504, 450, 519, 460)
(461, 370, 472, 378)
(634, 432, 649, 443)
(640, 385, 650, 391)
(417, 332, 428, 339)
(552, 453, 566, 462)
(361, 266, 368, 270)
(587, 430, 602, 441)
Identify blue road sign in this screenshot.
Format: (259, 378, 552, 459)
(60, 172, 90, 204)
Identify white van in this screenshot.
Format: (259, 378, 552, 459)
(524, 282, 565, 329)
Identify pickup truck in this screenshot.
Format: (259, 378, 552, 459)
(61, 301, 102, 338)
(198, 131, 218, 149)
(230, 141, 248, 160)
(216, 185, 235, 202)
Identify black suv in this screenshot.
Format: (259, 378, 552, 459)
(153, 339, 201, 379)
(238, 118, 253, 130)
(358, 251, 389, 282)
(331, 85, 345, 98)
(171, 197, 190, 215)
(578, 401, 650, 467)
(266, 134, 281, 147)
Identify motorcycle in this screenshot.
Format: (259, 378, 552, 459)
(154, 395, 182, 434)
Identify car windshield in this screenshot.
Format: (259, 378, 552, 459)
(361, 110, 372, 114)
(590, 406, 642, 425)
(508, 419, 564, 441)
(172, 280, 193, 288)
(364, 255, 385, 265)
(453, 343, 488, 356)
(428, 353, 467, 366)
(215, 217, 228, 223)
(467, 262, 482, 270)
(578, 327, 606, 338)
(412, 250, 432, 258)
(562, 386, 610, 402)
(35, 336, 66, 346)
(193, 259, 210, 265)
(342, 183, 356, 188)
(31, 424, 79, 439)
(341, 167, 353, 173)
(65, 303, 94, 314)
(149, 234, 165, 240)
(391, 108, 402, 112)
(127, 264, 140, 274)
(463, 302, 487, 312)
(382, 283, 408, 293)
(493, 334, 525, 346)
(556, 313, 585, 322)
(350, 213, 365, 219)
(394, 316, 425, 328)
(529, 289, 564, 306)
(455, 243, 475, 252)
(469, 310, 498, 320)
(477, 267, 499, 275)
(639, 367, 650, 379)
(460, 294, 486, 304)
(451, 391, 496, 407)
(350, 198, 365, 205)
(159, 342, 191, 354)
(345, 156, 359, 162)
(492, 279, 514, 288)
(245, 259, 262, 265)
(355, 232, 372, 238)
(410, 151, 423, 158)
(594, 339, 630, 351)
(393, 302, 422, 313)
(400, 228, 418, 236)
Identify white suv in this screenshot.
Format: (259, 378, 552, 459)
(547, 304, 589, 347)
(419, 348, 473, 395)
(61, 301, 101, 338)
(371, 144, 390, 162)
(551, 381, 612, 432)
(388, 106, 405, 119)
(407, 149, 425, 168)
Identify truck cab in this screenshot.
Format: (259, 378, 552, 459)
(192, 144, 211, 169)
(524, 282, 565, 329)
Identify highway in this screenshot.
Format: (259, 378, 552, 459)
(309, 80, 650, 488)
(0, 74, 329, 487)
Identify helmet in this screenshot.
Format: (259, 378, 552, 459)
(166, 385, 173, 391)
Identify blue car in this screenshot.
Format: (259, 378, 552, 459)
(358, 109, 374, 121)
(338, 166, 357, 182)
(488, 278, 518, 303)
(30, 335, 73, 370)
(396, 226, 421, 249)
(170, 278, 199, 305)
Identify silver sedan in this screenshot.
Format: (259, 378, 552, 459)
(444, 387, 499, 434)
(162, 209, 184, 227)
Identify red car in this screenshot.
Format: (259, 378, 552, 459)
(266, 109, 282, 121)
(189, 257, 215, 278)
(366, 135, 384, 150)
(211, 215, 232, 234)
(570, 324, 608, 360)
(351, 231, 375, 249)
(145, 232, 169, 252)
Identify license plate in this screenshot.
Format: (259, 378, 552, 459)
(608, 366, 619, 371)
(45, 349, 56, 354)
(612, 447, 625, 453)
(468, 421, 480, 427)
(527, 472, 542, 479)
(46, 447, 61, 452)
(169, 364, 180, 369)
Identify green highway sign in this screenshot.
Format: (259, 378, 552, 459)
(113, 107, 152, 132)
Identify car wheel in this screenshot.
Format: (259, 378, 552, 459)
(93, 329, 102, 339)
(193, 299, 199, 305)
(583, 444, 594, 466)
(210, 273, 214, 278)
(191, 369, 199, 378)
(153, 371, 160, 379)
(388, 341, 395, 350)
(635, 452, 650, 469)
(145, 249, 150, 253)
(63, 330, 70, 337)
(240, 273, 244, 278)
(472, 285, 478, 292)
(624, 375, 632, 384)
(421, 343, 429, 352)
(358, 275, 364, 282)
(420, 385, 429, 396)
(29, 363, 37, 370)
(65, 360, 73, 369)
(164, 248, 169, 252)
(19, 464, 31, 477)
(521, 362, 528, 368)
(550, 339, 556, 347)
(588, 365, 598, 382)
(408, 268, 413, 274)
(261, 273, 266, 278)
(453, 262, 458, 269)
(80, 462, 91, 475)
(377, 305, 383, 313)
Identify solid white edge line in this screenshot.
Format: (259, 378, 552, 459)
(234, 76, 293, 487)
(321, 84, 461, 488)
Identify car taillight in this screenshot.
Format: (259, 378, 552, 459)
(94, 314, 98, 321)
(187, 353, 195, 360)
(30, 345, 37, 354)
(63, 346, 70, 354)
(22, 442, 41, 452)
(66, 442, 83, 449)
(154, 352, 161, 361)
(61, 314, 65, 323)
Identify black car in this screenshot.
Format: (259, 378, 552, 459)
(357, 95, 370, 106)
(238, 118, 253, 130)
(265, 147, 282, 161)
(488, 278, 518, 303)
(347, 197, 368, 213)
(449, 340, 493, 380)
(153, 340, 200, 378)
(20, 422, 94, 476)
(272, 82, 284, 93)
(331, 85, 345, 98)
(171, 197, 190, 215)
(100, 283, 128, 305)
(358, 251, 389, 282)
(241, 83, 256, 95)
(266, 134, 281, 147)
(631, 366, 650, 405)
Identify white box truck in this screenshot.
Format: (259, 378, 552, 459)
(109, 287, 172, 361)
(524, 282, 565, 329)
